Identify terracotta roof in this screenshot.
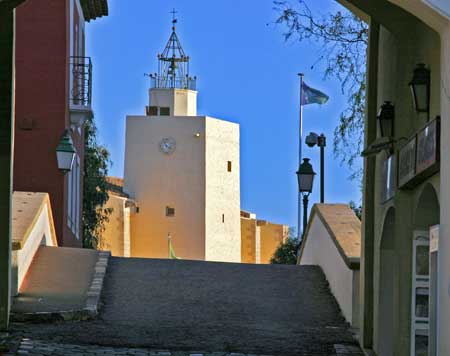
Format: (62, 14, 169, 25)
(105, 176, 129, 198)
(298, 204, 361, 269)
(241, 210, 258, 219)
(256, 220, 268, 226)
(240, 210, 251, 218)
(80, 0, 108, 22)
(106, 176, 124, 187)
(12, 192, 57, 250)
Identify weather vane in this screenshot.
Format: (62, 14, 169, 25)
(170, 8, 178, 26)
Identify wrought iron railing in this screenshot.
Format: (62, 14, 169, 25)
(149, 75, 196, 91)
(70, 56, 92, 107)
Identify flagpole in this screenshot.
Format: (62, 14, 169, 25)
(298, 73, 304, 241)
(167, 232, 171, 258)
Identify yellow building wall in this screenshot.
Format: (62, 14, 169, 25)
(259, 221, 288, 264)
(100, 194, 126, 257)
(240, 217, 257, 263)
(125, 115, 206, 260)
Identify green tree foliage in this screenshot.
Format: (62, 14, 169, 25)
(349, 200, 362, 220)
(82, 116, 112, 248)
(270, 228, 300, 264)
(273, 0, 368, 181)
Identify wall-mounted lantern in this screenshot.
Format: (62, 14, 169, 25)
(409, 63, 430, 117)
(377, 101, 395, 138)
(56, 130, 76, 174)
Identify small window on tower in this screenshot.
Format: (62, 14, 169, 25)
(222, 214, 225, 223)
(160, 107, 170, 116)
(166, 206, 175, 217)
(147, 106, 158, 116)
(227, 161, 232, 172)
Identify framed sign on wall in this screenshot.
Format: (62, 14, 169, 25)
(416, 119, 439, 175)
(381, 154, 396, 202)
(398, 137, 417, 189)
(398, 118, 440, 190)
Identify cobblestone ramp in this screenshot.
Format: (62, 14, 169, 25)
(9, 258, 361, 356)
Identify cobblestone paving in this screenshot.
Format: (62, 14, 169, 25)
(5, 258, 363, 355)
(6, 339, 363, 356)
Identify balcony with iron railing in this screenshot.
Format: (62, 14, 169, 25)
(69, 56, 93, 127)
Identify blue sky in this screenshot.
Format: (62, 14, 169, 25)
(86, 0, 362, 230)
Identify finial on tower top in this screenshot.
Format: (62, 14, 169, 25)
(170, 8, 178, 30)
(148, 10, 197, 91)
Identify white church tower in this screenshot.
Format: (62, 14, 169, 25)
(123, 15, 241, 262)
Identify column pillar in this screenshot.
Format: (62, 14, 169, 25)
(0, 5, 15, 330)
(359, 18, 379, 350)
(438, 22, 450, 356)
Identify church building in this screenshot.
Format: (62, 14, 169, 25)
(120, 18, 241, 262)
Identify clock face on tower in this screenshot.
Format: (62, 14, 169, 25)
(159, 137, 176, 154)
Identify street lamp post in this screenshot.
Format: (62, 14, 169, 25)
(306, 132, 326, 203)
(296, 158, 316, 237)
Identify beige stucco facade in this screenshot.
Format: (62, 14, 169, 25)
(123, 88, 241, 262)
(337, 0, 450, 354)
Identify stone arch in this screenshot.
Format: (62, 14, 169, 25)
(414, 183, 439, 229)
(411, 182, 440, 355)
(377, 207, 396, 356)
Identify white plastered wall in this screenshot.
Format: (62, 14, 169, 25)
(149, 89, 197, 116)
(300, 216, 357, 326)
(204, 117, 241, 262)
(11, 202, 56, 296)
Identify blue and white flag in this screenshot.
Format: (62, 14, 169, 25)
(301, 82, 329, 106)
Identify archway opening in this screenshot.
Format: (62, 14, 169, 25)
(412, 184, 439, 356)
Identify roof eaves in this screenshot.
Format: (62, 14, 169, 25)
(81, 0, 108, 22)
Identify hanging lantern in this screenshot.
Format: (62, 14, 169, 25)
(377, 101, 395, 138)
(56, 130, 76, 174)
(409, 63, 430, 115)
